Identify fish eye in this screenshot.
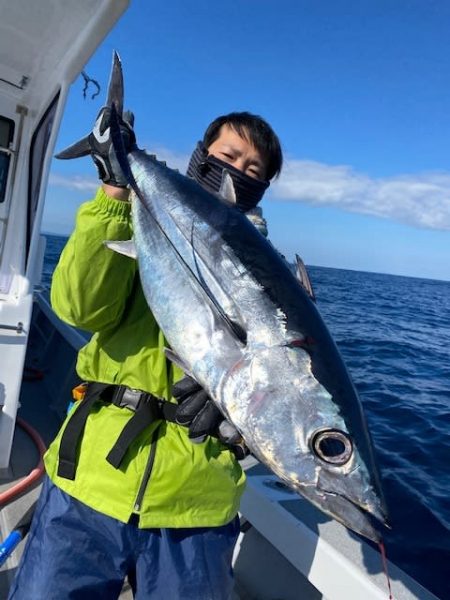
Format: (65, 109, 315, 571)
(311, 429, 353, 465)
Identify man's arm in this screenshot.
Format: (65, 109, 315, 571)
(51, 105, 138, 331)
(50, 187, 136, 332)
(102, 183, 129, 202)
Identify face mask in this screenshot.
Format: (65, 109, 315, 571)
(186, 142, 269, 211)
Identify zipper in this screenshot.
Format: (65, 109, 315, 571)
(133, 432, 158, 512)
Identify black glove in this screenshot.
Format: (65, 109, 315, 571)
(172, 375, 249, 460)
(88, 107, 135, 188)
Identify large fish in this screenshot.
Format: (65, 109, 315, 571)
(57, 52, 388, 542)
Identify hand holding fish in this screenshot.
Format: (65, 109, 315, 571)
(173, 375, 249, 460)
(88, 107, 135, 188)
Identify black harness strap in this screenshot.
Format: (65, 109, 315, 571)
(57, 383, 179, 480)
(107, 397, 179, 468)
(106, 397, 161, 468)
(57, 382, 109, 480)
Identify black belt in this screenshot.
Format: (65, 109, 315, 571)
(57, 382, 178, 480)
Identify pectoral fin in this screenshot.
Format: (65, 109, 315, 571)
(104, 239, 137, 259)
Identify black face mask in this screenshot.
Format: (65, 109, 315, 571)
(186, 142, 270, 211)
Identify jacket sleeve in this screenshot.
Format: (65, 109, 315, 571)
(50, 187, 137, 332)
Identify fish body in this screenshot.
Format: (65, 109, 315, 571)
(127, 150, 387, 541)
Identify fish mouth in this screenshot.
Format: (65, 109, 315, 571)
(318, 487, 389, 543)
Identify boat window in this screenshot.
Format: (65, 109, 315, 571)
(27, 92, 60, 252)
(0, 116, 15, 203)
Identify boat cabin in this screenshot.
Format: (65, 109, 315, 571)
(0, 0, 129, 472)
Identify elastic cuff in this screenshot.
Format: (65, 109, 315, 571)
(94, 187, 132, 218)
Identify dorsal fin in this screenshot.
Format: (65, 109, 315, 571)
(295, 254, 316, 301)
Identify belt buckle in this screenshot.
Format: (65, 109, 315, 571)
(119, 387, 145, 411)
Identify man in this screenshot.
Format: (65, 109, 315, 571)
(9, 109, 282, 600)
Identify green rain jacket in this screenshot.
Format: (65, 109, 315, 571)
(44, 188, 246, 528)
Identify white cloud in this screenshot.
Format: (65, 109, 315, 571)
(272, 159, 450, 231)
(49, 152, 450, 231)
(49, 173, 98, 193)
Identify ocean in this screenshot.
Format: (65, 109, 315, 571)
(42, 233, 449, 599)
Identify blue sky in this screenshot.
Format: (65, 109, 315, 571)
(44, 1, 450, 281)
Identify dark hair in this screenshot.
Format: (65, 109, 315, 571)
(203, 112, 283, 181)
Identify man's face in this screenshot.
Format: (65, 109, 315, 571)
(207, 124, 268, 181)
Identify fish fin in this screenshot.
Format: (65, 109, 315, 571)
(228, 319, 247, 344)
(54, 136, 91, 159)
(106, 51, 124, 116)
(104, 239, 137, 259)
(295, 254, 316, 301)
(106, 56, 148, 201)
(219, 170, 237, 203)
(164, 348, 195, 377)
(109, 102, 145, 201)
(190, 220, 247, 345)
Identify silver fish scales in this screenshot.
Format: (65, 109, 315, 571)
(126, 148, 388, 542)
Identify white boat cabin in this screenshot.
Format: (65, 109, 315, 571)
(0, 0, 129, 472)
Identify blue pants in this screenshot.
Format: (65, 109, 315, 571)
(8, 477, 240, 599)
